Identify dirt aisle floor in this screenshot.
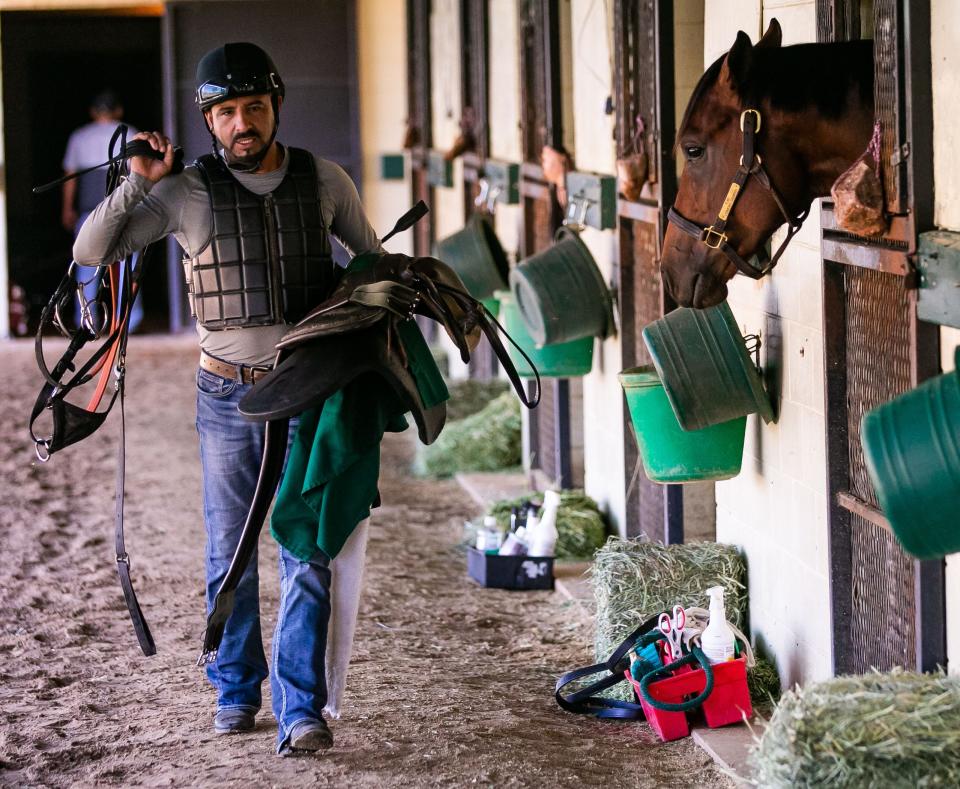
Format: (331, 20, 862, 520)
(1, 335, 734, 788)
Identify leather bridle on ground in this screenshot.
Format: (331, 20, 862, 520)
(667, 108, 808, 279)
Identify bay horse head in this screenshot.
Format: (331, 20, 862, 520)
(661, 19, 874, 307)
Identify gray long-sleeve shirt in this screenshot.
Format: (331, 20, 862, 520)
(74, 148, 381, 366)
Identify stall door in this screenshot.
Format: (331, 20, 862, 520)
(613, 0, 687, 541)
(817, 0, 945, 674)
(518, 0, 581, 488)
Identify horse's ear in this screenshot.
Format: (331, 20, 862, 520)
(721, 31, 754, 92)
(757, 18, 782, 49)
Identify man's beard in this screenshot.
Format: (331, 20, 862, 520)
(221, 131, 265, 169)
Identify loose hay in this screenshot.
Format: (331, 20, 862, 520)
(487, 490, 608, 560)
(444, 379, 510, 421)
(750, 669, 960, 787)
(417, 392, 521, 477)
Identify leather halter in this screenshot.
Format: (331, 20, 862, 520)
(667, 109, 808, 280)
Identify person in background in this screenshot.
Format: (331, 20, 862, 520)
(62, 89, 143, 332)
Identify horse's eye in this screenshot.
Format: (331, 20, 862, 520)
(684, 145, 705, 161)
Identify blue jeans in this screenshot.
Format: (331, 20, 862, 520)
(195, 367, 331, 750)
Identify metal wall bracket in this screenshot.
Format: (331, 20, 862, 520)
(917, 230, 960, 329)
(380, 153, 405, 181)
(427, 150, 454, 188)
(481, 159, 520, 204)
(564, 170, 617, 230)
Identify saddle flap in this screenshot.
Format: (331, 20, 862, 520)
(239, 323, 447, 445)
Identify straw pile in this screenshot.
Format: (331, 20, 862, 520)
(417, 391, 521, 477)
(592, 537, 747, 662)
(750, 669, 960, 787)
(445, 379, 510, 421)
(487, 490, 608, 560)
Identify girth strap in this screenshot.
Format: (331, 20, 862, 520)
(555, 613, 663, 719)
(198, 416, 290, 665)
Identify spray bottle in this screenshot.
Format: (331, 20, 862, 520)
(528, 490, 560, 556)
(700, 586, 737, 664)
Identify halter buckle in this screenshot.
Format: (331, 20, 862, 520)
(701, 226, 728, 249)
(739, 109, 762, 133)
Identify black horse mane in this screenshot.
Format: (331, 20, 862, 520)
(677, 39, 873, 141)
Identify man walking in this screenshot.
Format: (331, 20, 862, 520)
(73, 42, 381, 756)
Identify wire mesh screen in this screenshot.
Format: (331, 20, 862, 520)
(844, 265, 916, 669)
(849, 513, 917, 671)
(630, 221, 664, 534)
(844, 266, 912, 505)
(873, 0, 905, 214)
(536, 382, 558, 482)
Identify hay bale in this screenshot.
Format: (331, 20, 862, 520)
(417, 391, 520, 477)
(747, 656, 782, 708)
(445, 379, 510, 421)
(487, 490, 608, 560)
(750, 669, 960, 787)
(591, 537, 747, 662)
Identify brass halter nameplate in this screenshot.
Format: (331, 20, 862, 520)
(717, 182, 741, 222)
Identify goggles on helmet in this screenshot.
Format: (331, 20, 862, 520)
(196, 73, 281, 109)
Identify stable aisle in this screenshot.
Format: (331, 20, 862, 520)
(0, 335, 731, 787)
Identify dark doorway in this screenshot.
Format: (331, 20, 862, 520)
(2, 10, 164, 333)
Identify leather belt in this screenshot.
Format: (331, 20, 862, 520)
(199, 351, 272, 385)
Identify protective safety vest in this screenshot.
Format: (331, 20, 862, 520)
(185, 147, 334, 330)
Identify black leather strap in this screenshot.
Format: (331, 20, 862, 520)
(554, 612, 664, 719)
(115, 381, 156, 656)
(666, 108, 808, 280)
(198, 415, 290, 665)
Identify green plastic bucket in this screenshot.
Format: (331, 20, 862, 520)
(499, 290, 593, 377)
(642, 302, 775, 432)
(861, 349, 960, 559)
(509, 227, 612, 346)
(620, 367, 746, 483)
(433, 214, 509, 300)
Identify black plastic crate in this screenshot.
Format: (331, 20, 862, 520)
(467, 547, 555, 590)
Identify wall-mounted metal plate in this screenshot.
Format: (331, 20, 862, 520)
(917, 231, 960, 329)
(564, 171, 617, 231)
(380, 153, 405, 180)
(481, 159, 520, 204)
(427, 150, 454, 188)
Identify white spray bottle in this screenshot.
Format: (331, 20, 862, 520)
(529, 490, 560, 557)
(700, 586, 737, 664)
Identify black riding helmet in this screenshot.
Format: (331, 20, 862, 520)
(195, 42, 284, 171)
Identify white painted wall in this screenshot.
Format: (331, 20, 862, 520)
(708, 1, 834, 687)
(567, 0, 625, 531)
(932, 0, 960, 674)
(487, 0, 523, 266)
(357, 0, 411, 256)
(429, 0, 465, 246)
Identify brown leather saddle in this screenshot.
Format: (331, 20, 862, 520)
(198, 203, 540, 664)
(238, 249, 485, 444)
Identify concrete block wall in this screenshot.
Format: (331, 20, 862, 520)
(706, 0, 834, 687)
(357, 0, 412, 257)
(569, 0, 626, 531)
